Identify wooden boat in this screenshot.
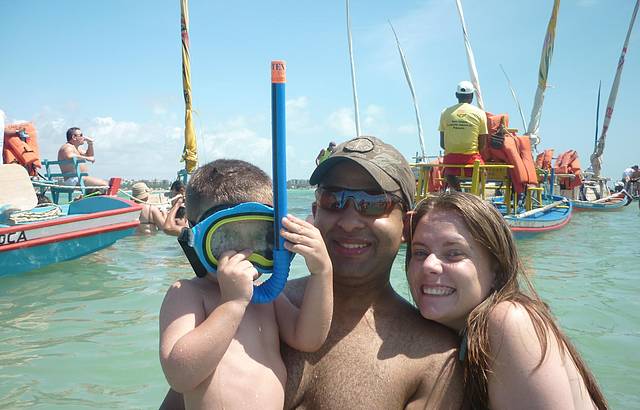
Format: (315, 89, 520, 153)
(572, 190, 632, 211)
(0, 164, 141, 275)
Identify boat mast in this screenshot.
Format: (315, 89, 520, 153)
(500, 64, 528, 132)
(346, 0, 361, 137)
(389, 21, 426, 161)
(589, 0, 639, 179)
(180, 0, 198, 173)
(526, 0, 560, 150)
(455, 0, 485, 110)
(594, 81, 601, 151)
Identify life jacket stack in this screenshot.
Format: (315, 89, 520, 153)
(535, 149, 554, 183)
(3, 122, 41, 176)
(554, 150, 583, 190)
(428, 156, 444, 193)
(481, 113, 538, 194)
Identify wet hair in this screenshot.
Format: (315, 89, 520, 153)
(185, 159, 273, 222)
(405, 192, 607, 409)
(169, 179, 185, 193)
(66, 127, 81, 142)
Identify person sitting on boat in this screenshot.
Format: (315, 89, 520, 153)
(439, 81, 488, 191)
(131, 181, 166, 234)
(159, 159, 333, 410)
(162, 179, 189, 236)
(57, 127, 109, 190)
(406, 192, 608, 409)
(315, 141, 336, 165)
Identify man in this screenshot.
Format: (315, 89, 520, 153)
(439, 81, 488, 191)
(57, 127, 109, 188)
(622, 165, 639, 193)
(161, 136, 462, 409)
(315, 141, 336, 165)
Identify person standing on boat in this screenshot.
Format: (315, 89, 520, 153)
(315, 141, 336, 165)
(57, 127, 109, 189)
(439, 81, 488, 191)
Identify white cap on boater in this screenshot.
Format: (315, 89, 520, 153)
(456, 80, 475, 94)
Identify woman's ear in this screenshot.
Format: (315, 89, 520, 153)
(311, 201, 317, 218)
(401, 210, 414, 243)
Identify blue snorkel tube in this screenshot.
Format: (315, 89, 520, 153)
(251, 60, 292, 304)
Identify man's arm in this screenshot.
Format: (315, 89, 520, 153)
(439, 132, 445, 150)
(60, 143, 94, 163)
(83, 136, 95, 160)
(163, 197, 188, 236)
(150, 206, 167, 231)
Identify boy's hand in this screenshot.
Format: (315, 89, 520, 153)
(281, 214, 332, 277)
(216, 249, 257, 304)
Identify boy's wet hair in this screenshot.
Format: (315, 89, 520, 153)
(186, 159, 273, 221)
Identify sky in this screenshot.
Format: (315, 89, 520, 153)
(1, 0, 638, 182)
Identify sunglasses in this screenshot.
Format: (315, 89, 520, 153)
(315, 187, 405, 217)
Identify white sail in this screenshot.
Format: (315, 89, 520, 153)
(527, 0, 560, 146)
(346, 0, 361, 137)
(389, 21, 426, 161)
(455, 0, 485, 110)
(590, 0, 639, 178)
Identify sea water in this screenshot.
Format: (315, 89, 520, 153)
(0, 190, 638, 409)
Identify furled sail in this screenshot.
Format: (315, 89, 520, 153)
(455, 0, 485, 110)
(181, 0, 198, 173)
(526, 0, 560, 147)
(590, 0, 639, 178)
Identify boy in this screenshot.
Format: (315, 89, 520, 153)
(159, 159, 333, 410)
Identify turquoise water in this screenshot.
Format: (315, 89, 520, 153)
(1, 190, 638, 409)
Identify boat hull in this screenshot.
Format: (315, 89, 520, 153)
(572, 191, 632, 211)
(490, 195, 572, 238)
(0, 196, 141, 275)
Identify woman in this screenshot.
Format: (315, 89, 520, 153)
(405, 192, 607, 409)
(132, 182, 166, 234)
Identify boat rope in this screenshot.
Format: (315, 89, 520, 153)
(31, 180, 110, 190)
(117, 189, 176, 205)
(8, 204, 63, 224)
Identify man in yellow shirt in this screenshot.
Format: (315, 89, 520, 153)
(439, 81, 488, 190)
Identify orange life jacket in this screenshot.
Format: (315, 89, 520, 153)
(535, 149, 554, 171)
(554, 150, 583, 189)
(428, 156, 444, 193)
(3, 122, 41, 176)
(481, 113, 537, 194)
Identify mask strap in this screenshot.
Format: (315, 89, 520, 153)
(178, 227, 208, 278)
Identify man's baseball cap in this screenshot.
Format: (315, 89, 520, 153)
(309, 136, 416, 208)
(456, 80, 475, 95)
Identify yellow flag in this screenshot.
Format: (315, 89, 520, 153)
(181, 0, 197, 173)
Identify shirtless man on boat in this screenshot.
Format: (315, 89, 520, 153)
(161, 136, 462, 409)
(57, 127, 109, 189)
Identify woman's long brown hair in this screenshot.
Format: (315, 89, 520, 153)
(405, 192, 608, 409)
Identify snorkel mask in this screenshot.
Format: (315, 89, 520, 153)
(178, 202, 276, 277)
(178, 60, 292, 304)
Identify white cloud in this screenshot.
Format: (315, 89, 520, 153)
(326, 107, 356, 137)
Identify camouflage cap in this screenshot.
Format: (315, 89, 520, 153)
(309, 136, 415, 208)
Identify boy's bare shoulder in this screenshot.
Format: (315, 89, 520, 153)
(164, 277, 220, 301)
